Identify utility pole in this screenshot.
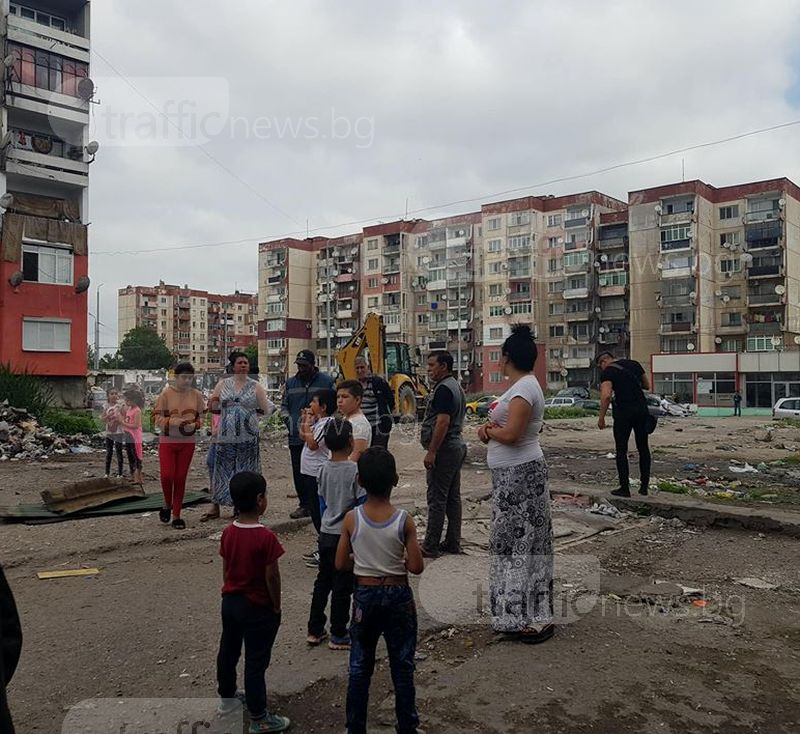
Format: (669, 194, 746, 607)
(93, 284, 102, 371)
(326, 269, 332, 371)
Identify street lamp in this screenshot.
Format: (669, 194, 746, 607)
(93, 284, 104, 371)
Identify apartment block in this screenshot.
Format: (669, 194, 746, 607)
(118, 283, 257, 370)
(0, 0, 94, 407)
(258, 238, 314, 389)
(629, 177, 800, 412)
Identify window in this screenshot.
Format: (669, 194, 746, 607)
(161, 321, 166, 328)
(9, 42, 88, 97)
(488, 262, 502, 274)
(367, 297, 379, 308)
(721, 312, 742, 326)
(489, 327, 503, 339)
(508, 235, 530, 250)
(385, 313, 400, 325)
(548, 349, 561, 360)
(547, 214, 562, 227)
(563, 251, 589, 268)
(265, 319, 284, 331)
(549, 325, 565, 337)
(161, 297, 167, 304)
(266, 302, 283, 314)
(366, 258, 378, 270)
(747, 335, 780, 352)
(547, 237, 559, 248)
(568, 276, 586, 290)
(660, 225, 691, 250)
(368, 277, 378, 288)
(487, 239, 502, 253)
(719, 205, 740, 220)
(548, 302, 564, 316)
(598, 271, 628, 287)
(417, 314, 428, 325)
(416, 294, 426, 306)
(490, 372, 504, 384)
(22, 318, 70, 351)
(566, 301, 589, 314)
(489, 284, 502, 296)
(547, 258, 558, 273)
(486, 217, 501, 231)
(22, 243, 72, 284)
(570, 323, 589, 339)
(664, 255, 692, 270)
(548, 371, 563, 383)
(489, 306, 505, 317)
(720, 231, 740, 248)
(367, 239, 378, 251)
(489, 350, 500, 361)
(509, 212, 530, 227)
(511, 302, 532, 315)
(720, 259, 741, 274)
(548, 281, 564, 294)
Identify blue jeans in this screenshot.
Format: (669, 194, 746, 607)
(347, 585, 419, 734)
(216, 595, 281, 721)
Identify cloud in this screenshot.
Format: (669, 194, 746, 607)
(88, 0, 800, 350)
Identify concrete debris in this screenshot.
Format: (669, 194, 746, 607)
(754, 428, 774, 443)
(733, 577, 778, 590)
(729, 463, 759, 474)
(0, 401, 100, 462)
(589, 501, 624, 519)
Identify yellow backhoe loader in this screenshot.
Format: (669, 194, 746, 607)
(335, 312, 428, 421)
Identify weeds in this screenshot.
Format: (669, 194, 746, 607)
(0, 364, 53, 419)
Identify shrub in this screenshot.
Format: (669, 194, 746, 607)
(43, 409, 101, 435)
(0, 363, 53, 419)
(544, 407, 594, 420)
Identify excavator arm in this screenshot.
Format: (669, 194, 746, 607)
(335, 312, 385, 380)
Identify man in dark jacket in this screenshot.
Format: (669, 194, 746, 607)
(0, 565, 21, 734)
(281, 350, 336, 519)
(596, 351, 652, 497)
(354, 355, 395, 449)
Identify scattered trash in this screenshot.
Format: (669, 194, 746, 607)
(208, 531, 223, 541)
(604, 452, 616, 459)
(589, 502, 623, 519)
(754, 428, 774, 443)
(692, 599, 709, 608)
(734, 577, 778, 590)
(69, 446, 94, 454)
(683, 463, 699, 471)
(37, 568, 101, 580)
(729, 463, 758, 474)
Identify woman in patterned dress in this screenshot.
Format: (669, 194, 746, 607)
(478, 324, 553, 643)
(201, 351, 274, 520)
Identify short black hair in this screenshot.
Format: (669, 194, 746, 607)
(122, 386, 144, 408)
(174, 362, 195, 375)
(229, 471, 266, 513)
(228, 351, 248, 367)
(338, 380, 363, 399)
(357, 447, 396, 497)
(428, 350, 454, 371)
(313, 388, 338, 416)
(501, 324, 538, 372)
(325, 416, 353, 452)
(595, 351, 615, 365)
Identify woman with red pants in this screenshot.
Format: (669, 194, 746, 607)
(153, 363, 205, 530)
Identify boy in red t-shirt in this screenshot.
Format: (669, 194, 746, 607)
(216, 471, 290, 733)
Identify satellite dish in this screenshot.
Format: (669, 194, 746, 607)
(771, 336, 782, 346)
(715, 290, 723, 297)
(721, 242, 729, 249)
(560, 368, 568, 377)
(351, 247, 358, 254)
(794, 336, 800, 345)
(722, 295, 730, 303)
(656, 263, 663, 270)
(654, 204, 663, 214)
(85, 140, 100, 155)
(741, 253, 754, 264)
(77, 77, 96, 101)
(8, 271, 23, 287)
(600, 254, 608, 262)
(687, 342, 695, 351)
(599, 326, 607, 333)
(504, 307, 513, 315)
(593, 261, 601, 268)
(504, 288, 512, 295)
(594, 307, 601, 313)
(775, 284, 786, 295)
(440, 294, 448, 301)
(0, 193, 14, 209)
(422, 257, 430, 264)
(715, 337, 722, 344)
(779, 198, 786, 207)
(2, 54, 15, 68)
(381, 277, 389, 284)
(74, 276, 91, 294)
(689, 291, 696, 299)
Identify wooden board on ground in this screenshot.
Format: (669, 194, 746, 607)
(40, 477, 145, 514)
(37, 568, 101, 580)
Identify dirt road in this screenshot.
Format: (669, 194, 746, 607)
(2, 416, 799, 732)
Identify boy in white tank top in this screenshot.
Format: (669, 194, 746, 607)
(336, 447, 424, 734)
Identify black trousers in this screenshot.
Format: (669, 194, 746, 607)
(216, 595, 281, 722)
(302, 473, 322, 533)
(307, 534, 353, 639)
(371, 424, 390, 449)
(289, 443, 304, 506)
(612, 406, 651, 492)
(423, 442, 467, 553)
(104, 436, 124, 475)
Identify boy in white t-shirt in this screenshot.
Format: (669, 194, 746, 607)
(336, 380, 372, 462)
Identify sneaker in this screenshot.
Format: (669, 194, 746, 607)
(304, 551, 320, 568)
(289, 506, 309, 520)
(638, 487, 649, 496)
(329, 635, 350, 650)
(301, 548, 317, 560)
(306, 631, 328, 646)
(217, 689, 246, 715)
(248, 713, 291, 732)
(420, 546, 442, 559)
(610, 488, 631, 498)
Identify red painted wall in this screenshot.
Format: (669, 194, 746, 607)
(0, 257, 89, 377)
(478, 342, 548, 393)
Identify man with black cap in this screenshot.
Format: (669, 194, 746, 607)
(281, 350, 335, 519)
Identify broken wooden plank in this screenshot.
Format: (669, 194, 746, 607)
(40, 477, 145, 514)
(37, 568, 101, 580)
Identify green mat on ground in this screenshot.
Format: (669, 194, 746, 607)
(0, 491, 211, 523)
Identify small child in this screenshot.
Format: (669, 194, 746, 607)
(102, 388, 124, 478)
(336, 447, 424, 734)
(307, 418, 365, 650)
(120, 387, 144, 485)
(299, 389, 337, 536)
(216, 472, 290, 733)
(336, 380, 372, 462)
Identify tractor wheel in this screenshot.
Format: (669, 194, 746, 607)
(397, 384, 417, 423)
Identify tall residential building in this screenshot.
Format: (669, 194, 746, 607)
(118, 283, 257, 370)
(258, 238, 314, 389)
(0, 0, 94, 407)
(629, 177, 800, 412)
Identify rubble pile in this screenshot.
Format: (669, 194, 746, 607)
(0, 403, 99, 462)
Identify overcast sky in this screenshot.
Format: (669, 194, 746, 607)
(88, 0, 800, 352)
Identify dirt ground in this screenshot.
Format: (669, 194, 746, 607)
(2, 416, 800, 732)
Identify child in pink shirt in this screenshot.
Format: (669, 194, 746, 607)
(121, 387, 145, 484)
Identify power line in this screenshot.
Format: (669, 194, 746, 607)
(91, 116, 800, 257)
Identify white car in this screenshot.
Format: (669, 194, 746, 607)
(545, 396, 579, 408)
(773, 397, 800, 419)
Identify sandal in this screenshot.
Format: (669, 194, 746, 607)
(172, 518, 186, 530)
(158, 507, 171, 524)
(519, 625, 555, 645)
(200, 511, 220, 522)
(306, 632, 328, 646)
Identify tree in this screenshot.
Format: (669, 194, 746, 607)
(87, 344, 95, 370)
(100, 351, 123, 370)
(243, 343, 259, 373)
(118, 327, 173, 369)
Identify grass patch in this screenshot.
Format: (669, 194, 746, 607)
(656, 480, 690, 495)
(775, 418, 800, 429)
(42, 409, 101, 435)
(544, 407, 594, 420)
(780, 454, 800, 465)
(0, 363, 53, 419)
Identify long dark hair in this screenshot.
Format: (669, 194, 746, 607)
(501, 324, 538, 372)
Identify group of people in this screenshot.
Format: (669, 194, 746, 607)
(100, 385, 145, 484)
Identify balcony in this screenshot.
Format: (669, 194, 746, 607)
(508, 270, 531, 280)
(446, 235, 468, 249)
(565, 310, 590, 322)
(563, 287, 589, 299)
(600, 308, 628, 321)
(383, 260, 401, 274)
(509, 292, 532, 303)
(336, 309, 353, 319)
(598, 330, 627, 345)
(743, 209, 781, 224)
(4, 137, 89, 188)
(717, 323, 748, 335)
(597, 285, 627, 298)
(267, 273, 285, 285)
(597, 234, 628, 250)
(429, 320, 448, 331)
(659, 211, 694, 225)
(564, 216, 589, 229)
(749, 320, 782, 336)
(447, 320, 469, 330)
(659, 321, 693, 335)
(598, 259, 628, 271)
(564, 261, 590, 274)
(336, 327, 353, 338)
(748, 293, 785, 306)
(384, 243, 401, 255)
(563, 357, 591, 369)
(7, 12, 90, 61)
(748, 264, 783, 278)
(661, 265, 693, 279)
(386, 323, 401, 335)
(336, 272, 357, 283)
(660, 240, 692, 253)
(427, 279, 447, 291)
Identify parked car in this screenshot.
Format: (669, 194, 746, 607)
(466, 395, 498, 416)
(644, 393, 667, 418)
(574, 398, 600, 413)
(556, 386, 590, 400)
(773, 397, 800, 419)
(545, 396, 580, 408)
(476, 397, 501, 419)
